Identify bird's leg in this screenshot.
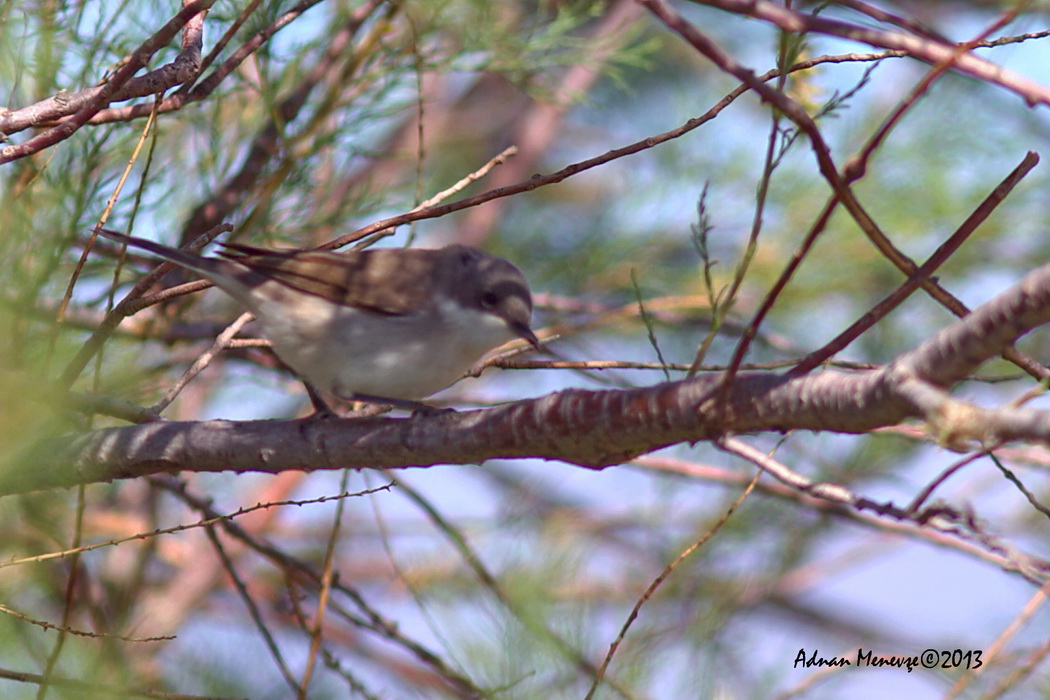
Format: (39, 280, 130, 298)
(304, 383, 342, 419)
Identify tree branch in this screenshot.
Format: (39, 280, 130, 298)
(13, 257, 1050, 494)
(0, 0, 213, 161)
(685, 0, 1050, 107)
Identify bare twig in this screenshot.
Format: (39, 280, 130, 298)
(586, 466, 760, 698)
(151, 312, 254, 414)
(0, 0, 212, 161)
(791, 151, 1041, 374)
(686, 0, 1050, 106)
(59, 223, 234, 388)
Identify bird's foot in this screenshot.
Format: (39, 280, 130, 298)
(350, 393, 455, 417)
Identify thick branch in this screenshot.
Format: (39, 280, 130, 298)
(894, 263, 1050, 387)
(10, 370, 904, 494)
(14, 256, 1050, 495)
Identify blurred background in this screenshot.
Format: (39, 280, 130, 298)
(1, 1, 1050, 698)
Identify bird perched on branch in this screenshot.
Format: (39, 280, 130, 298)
(100, 229, 539, 414)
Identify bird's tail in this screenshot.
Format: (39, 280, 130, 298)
(97, 229, 258, 305)
(98, 229, 218, 274)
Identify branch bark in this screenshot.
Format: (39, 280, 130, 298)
(0, 0, 213, 162)
(12, 259, 1050, 494)
(684, 0, 1050, 107)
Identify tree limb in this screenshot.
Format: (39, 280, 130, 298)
(0, 0, 212, 161)
(12, 258, 1050, 494)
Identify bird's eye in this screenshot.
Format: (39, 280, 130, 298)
(480, 291, 499, 309)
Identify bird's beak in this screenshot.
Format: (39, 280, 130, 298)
(514, 322, 541, 349)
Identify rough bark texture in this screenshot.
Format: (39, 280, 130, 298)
(10, 258, 1050, 494)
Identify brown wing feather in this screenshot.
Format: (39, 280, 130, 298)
(218, 244, 439, 315)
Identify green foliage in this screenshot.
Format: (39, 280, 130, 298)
(2, 0, 1050, 698)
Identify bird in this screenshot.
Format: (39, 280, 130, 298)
(99, 229, 539, 414)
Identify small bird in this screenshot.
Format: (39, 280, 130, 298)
(100, 229, 539, 413)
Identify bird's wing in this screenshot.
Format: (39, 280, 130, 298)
(218, 243, 437, 315)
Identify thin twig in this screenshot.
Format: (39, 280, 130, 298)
(586, 467, 761, 699)
(299, 470, 352, 697)
(151, 312, 254, 414)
